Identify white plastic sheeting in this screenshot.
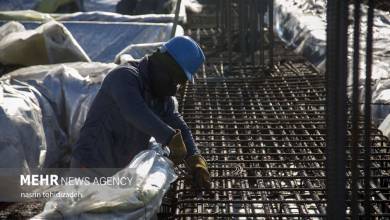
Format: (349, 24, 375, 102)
(6, 62, 116, 144)
(0, 10, 176, 23)
(0, 0, 203, 23)
(85, 0, 202, 22)
(114, 42, 164, 64)
(4, 62, 114, 81)
(273, 0, 390, 123)
(378, 114, 390, 139)
(0, 79, 67, 170)
(0, 10, 54, 22)
(56, 11, 176, 22)
(274, 0, 326, 71)
(0, 17, 184, 168)
(32, 149, 177, 220)
(0, 21, 91, 66)
(372, 79, 390, 125)
(0, 62, 115, 171)
(7, 21, 184, 63)
(37, 66, 101, 145)
(274, 0, 390, 80)
(59, 21, 183, 62)
(0, 21, 25, 41)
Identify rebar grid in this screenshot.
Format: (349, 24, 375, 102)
(160, 1, 390, 219)
(171, 63, 390, 219)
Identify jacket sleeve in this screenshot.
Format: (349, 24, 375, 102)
(162, 96, 200, 157)
(102, 67, 175, 145)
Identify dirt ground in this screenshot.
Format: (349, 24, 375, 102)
(0, 202, 44, 220)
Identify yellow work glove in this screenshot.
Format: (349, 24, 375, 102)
(167, 129, 187, 165)
(185, 155, 211, 191)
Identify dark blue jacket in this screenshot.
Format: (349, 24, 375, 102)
(72, 57, 199, 168)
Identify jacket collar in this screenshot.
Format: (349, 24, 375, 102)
(138, 56, 169, 108)
(138, 56, 153, 94)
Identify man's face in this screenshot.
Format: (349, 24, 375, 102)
(150, 52, 187, 97)
(151, 63, 185, 97)
(151, 69, 180, 97)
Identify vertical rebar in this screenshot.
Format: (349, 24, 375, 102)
(250, 0, 257, 65)
(243, 0, 249, 69)
(259, 0, 265, 67)
(351, 0, 362, 219)
(268, 0, 274, 70)
(221, 0, 226, 37)
(170, 0, 182, 38)
(364, 0, 375, 218)
(239, 0, 246, 68)
(325, 0, 349, 219)
(216, 0, 220, 30)
(227, 0, 232, 71)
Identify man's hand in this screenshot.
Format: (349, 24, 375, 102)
(167, 129, 187, 164)
(185, 155, 211, 191)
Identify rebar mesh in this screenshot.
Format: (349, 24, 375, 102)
(168, 59, 390, 218)
(159, 7, 390, 218)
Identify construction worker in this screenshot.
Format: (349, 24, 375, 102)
(71, 36, 210, 191)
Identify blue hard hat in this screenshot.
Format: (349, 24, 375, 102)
(161, 36, 205, 83)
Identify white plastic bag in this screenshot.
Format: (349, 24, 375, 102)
(32, 148, 177, 220)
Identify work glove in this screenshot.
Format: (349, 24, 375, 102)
(185, 154, 211, 191)
(167, 129, 187, 165)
